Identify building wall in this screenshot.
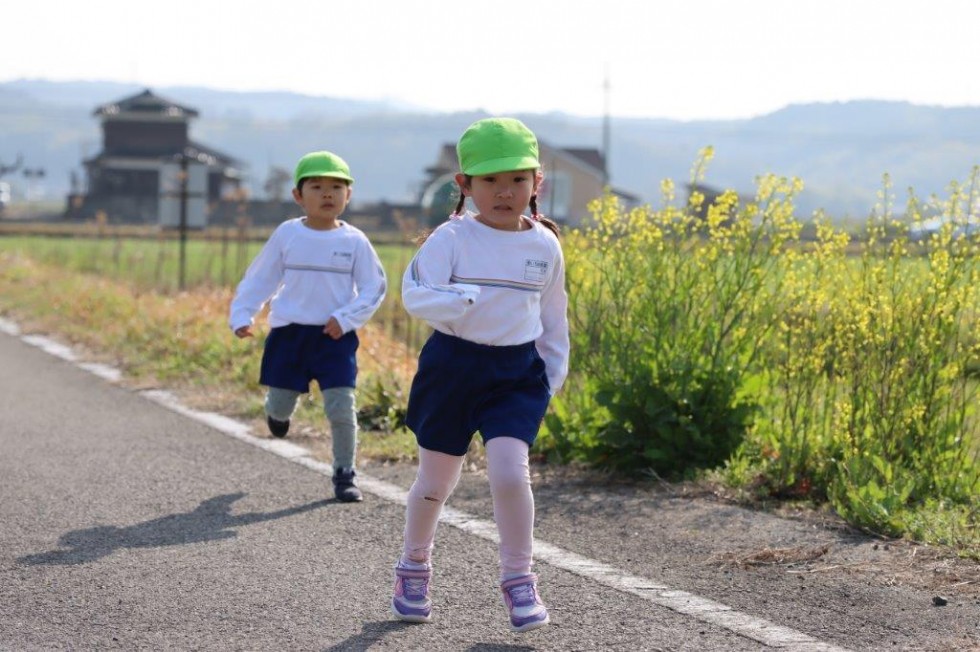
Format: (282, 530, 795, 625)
(89, 167, 159, 198)
(103, 121, 189, 157)
(567, 166, 604, 226)
(538, 148, 604, 226)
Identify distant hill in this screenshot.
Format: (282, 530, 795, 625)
(2, 79, 979, 219)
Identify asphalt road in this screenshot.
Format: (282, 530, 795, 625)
(1, 327, 977, 651)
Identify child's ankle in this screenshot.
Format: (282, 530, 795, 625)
(399, 557, 429, 570)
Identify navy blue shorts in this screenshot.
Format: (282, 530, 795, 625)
(406, 330, 551, 457)
(259, 324, 358, 393)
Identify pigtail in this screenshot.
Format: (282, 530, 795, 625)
(529, 195, 561, 238)
(452, 193, 466, 218)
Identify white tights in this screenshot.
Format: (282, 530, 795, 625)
(401, 437, 534, 579)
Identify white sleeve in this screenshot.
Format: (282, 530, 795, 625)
(228, 228, 285, 331)
(332, 237, 388, 334)
(401, 229, 480, 322)
(535, 243, 570, 394)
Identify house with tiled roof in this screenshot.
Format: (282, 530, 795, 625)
(67, 89, 244, 224)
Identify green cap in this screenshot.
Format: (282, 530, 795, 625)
(293, 151, 354, 186)
(457, 118, 540, 176)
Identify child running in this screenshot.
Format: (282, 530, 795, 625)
(229, 150, 387, 502)
(391, 118, 569, 631)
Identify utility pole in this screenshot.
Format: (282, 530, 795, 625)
(178, 153, 189, 291)
(160, 151, 205, 290)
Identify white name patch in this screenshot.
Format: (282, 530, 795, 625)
(332, 251, 354, 269)
(524, 259, 549, 282)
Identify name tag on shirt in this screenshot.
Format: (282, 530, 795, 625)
(332, 250, 354, 271)
(524, 259, 549, 282)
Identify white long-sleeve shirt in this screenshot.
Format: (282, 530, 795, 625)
(229, 218, 387, 334)
(402, 211, 570, 393)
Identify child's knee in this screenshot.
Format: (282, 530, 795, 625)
(409, 474, 456, 504)
(488, 465, 530, 495)
(265, 387, 300, 419)
(410, 447, 465, 503)
(322, 386, 356, 422)
(486, 437, 531, 493)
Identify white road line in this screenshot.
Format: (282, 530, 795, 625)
(0, 317, 20, 336)
(4, 320, 850, 651)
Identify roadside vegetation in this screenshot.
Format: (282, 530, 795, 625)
(0, 242, 421, 463)
(546, 153, 980, 557)
(1, 153, 978, 556)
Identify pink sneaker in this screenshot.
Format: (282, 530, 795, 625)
(391, 562, 432, 623)
(500, 573, 550, 632)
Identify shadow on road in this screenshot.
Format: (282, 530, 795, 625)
(322, 620, 413, 651)
(18, 492, 331, 566)
(320, 621, 539, 652)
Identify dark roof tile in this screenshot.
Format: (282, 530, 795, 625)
(94, 89, 199, 118)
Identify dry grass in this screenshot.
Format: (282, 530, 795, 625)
(708, 544, 832, 568)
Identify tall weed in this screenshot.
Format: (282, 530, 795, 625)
(546, 149, 800, 477)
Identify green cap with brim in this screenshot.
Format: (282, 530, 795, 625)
(294, 151, 354, 186)
(457, 118, 540, 176)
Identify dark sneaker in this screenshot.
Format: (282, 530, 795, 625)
(332, 468, 363, 502)
(500, 573, 550, 632)
(391, 562, 432, 623)
(266, 416, 289, 438)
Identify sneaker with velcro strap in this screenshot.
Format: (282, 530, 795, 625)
(391, 562, 432, 623)
(500, 573, 550, 632)
(332, 467, 363, 502)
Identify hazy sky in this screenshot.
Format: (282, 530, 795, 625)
(3, 0, 977, 120)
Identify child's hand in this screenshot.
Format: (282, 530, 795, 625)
(234, 325, 253, 339)
(323, 317, 343, 340)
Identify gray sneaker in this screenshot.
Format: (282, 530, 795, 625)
(332, 468, 363, 502)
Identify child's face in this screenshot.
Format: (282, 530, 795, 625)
(459, 169, 540, 226)
(292, 176, 352, 223)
